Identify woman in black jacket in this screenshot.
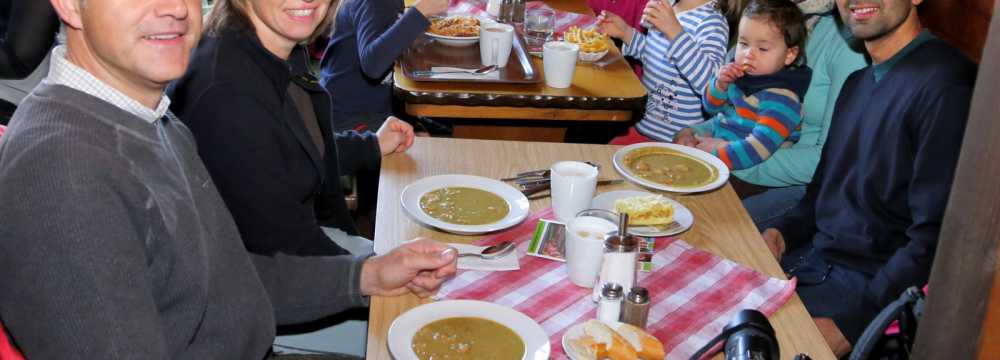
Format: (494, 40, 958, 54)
(168, 0, 415, 327)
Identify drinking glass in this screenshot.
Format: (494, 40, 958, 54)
(524, 8, 555, 52)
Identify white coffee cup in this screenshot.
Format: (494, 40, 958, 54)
(542, 41, 579, 88)
(550, 161, 599, 222)
(480, 23, 514, 67)
(566, 212, 618, 287)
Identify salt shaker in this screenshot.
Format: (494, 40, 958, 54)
(597, 282, 624, 323)
(620, 286, 650, 329)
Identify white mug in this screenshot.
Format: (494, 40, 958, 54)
(542, 41, 579, 88)
(480, 23, 514, 67)
(566, 210, 618, 287)
(550, 161, 599, 222)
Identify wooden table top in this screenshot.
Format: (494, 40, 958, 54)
(394, 0, 646, 112)
(368, 137, 835, 360)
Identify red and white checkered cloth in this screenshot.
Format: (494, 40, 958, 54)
(436, 207, 797, 359)
(446, 0, 600, 35)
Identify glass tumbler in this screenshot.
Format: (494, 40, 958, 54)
(524, 8, 555, 52)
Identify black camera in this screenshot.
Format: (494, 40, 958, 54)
(690, 309, 780, 360)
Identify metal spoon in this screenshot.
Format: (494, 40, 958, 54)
(457, 241, 516, 259)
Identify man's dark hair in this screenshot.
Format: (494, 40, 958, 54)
(742, 0, 808, 64)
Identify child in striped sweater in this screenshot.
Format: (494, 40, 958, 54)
(675, 0, 811, 170)
(599, 0, 731, 143)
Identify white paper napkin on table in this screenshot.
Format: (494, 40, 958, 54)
(450, 243, 520, 271)
(428, 67, 501, 80)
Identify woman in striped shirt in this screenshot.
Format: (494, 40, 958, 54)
(600, 0, 731, 143)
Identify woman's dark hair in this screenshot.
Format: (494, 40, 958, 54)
(742, 0, 808, 63)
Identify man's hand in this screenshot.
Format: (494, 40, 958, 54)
(376, 116, 415, 156)
(414, 0, 449, 17)
(814, 318, 852, 357)
(715, 62, 746, 93)
(673, 128, 700, 147)
(762, 228, 786, 260)
(642, 1, 682, 39)
(597, 11, 635, 44)
(694, 135, 728, 153)
(359, 238, 458, 297)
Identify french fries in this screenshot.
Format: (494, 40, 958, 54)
(563, 26, 609, 53)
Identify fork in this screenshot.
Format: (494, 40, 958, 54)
(500, 161, 600, 182)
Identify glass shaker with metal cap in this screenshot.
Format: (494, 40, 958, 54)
(597, 282, 624, 323)
(592, 213, 640, 301)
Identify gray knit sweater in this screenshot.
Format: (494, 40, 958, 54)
(0, 83, 275, 358)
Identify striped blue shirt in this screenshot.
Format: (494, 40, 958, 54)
(622, 1, 728, 142)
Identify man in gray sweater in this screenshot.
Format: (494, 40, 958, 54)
(0, 0, 457, 358)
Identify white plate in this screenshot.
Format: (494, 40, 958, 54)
(612, 142, 730, 193)
(401, 174, 530, 235)
(388, 300, 551, 360)
(591, 190, 693, 237)
(562, 320, 627, 360)
(578, 48, 609, 62)
(425, 32, 480, 46)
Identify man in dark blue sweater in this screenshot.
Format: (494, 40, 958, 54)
(761, 0, 977, 355)
(320, 0, 447, 132)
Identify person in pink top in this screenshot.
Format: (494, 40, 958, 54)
(588, 0, 649, 76)
(589, 0, 648, 29)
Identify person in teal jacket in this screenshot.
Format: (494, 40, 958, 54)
(729, 4, 866, 229)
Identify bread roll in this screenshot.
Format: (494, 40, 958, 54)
(567, 320, 638, 360)
(612, 323, 665, 360)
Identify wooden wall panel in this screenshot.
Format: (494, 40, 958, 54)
(919, 0, 995, 62)
(912, 0, 1000, 357)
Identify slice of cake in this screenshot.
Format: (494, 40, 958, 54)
(614, 195, 675, 226)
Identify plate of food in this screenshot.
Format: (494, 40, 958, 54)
(388, 300, 551, 360)
(425, 15, 482, 46)
(563, 319, 665, 360)
(591, 190, 693, 237)
(613, 142, 729, 193)
(563, 26, 610, 62)
(401, 174, 530, 235)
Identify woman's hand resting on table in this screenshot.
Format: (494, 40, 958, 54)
(359, 238, 459, 298)
(377, 116, 415, 156)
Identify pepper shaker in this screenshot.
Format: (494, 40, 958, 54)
(597, 282, 624, 323)
(620, 286, 650, 328)
(497, 0, 514, 23)
(511, 0, 526, 24)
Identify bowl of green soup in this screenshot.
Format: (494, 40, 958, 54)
(388, 300, 550, 360)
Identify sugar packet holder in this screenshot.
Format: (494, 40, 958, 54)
(526, 218, 656, 272)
